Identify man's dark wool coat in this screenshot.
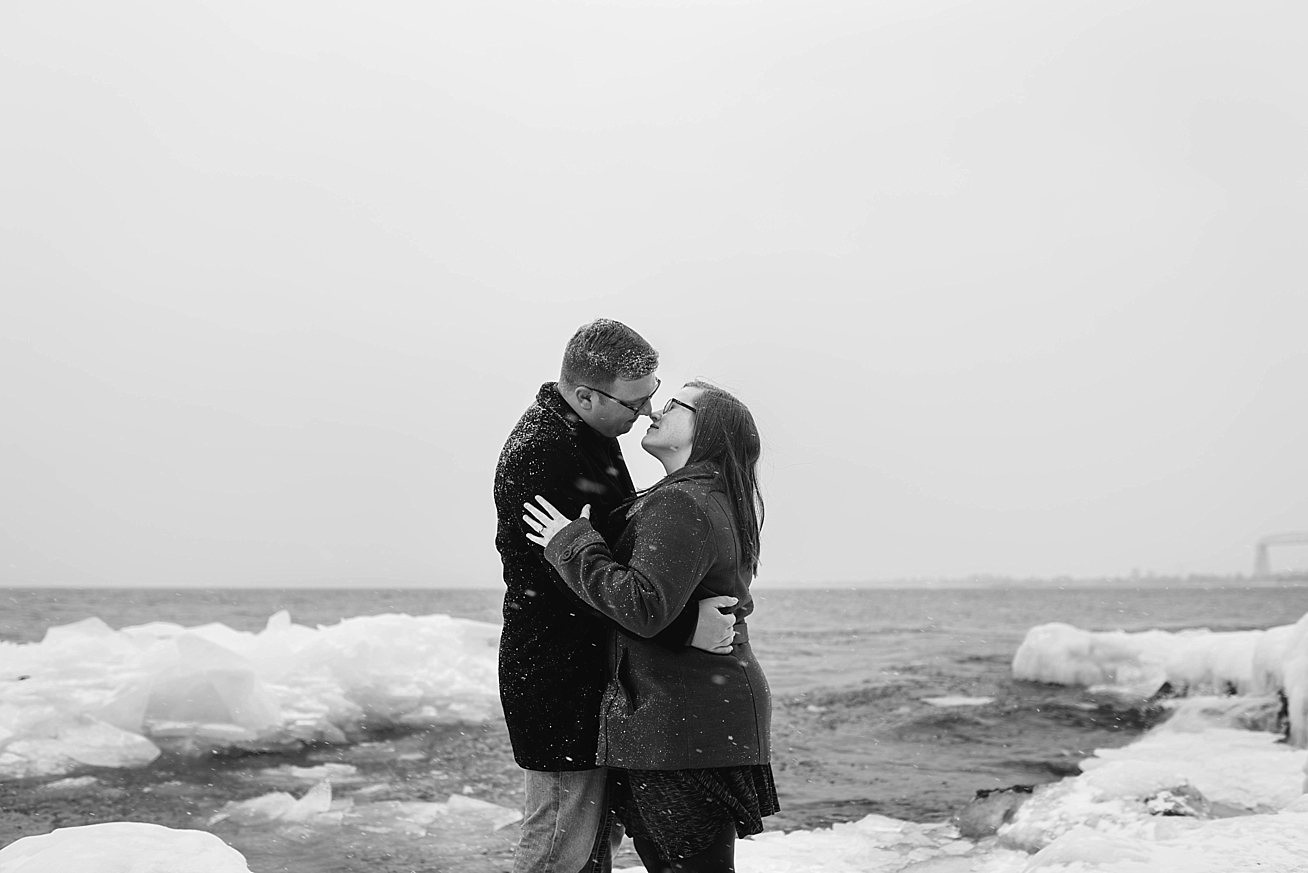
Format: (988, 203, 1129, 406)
(494, 383, 695, 771)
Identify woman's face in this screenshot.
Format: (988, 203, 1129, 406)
(640, 385, 702, 461)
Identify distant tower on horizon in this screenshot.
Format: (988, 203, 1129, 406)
(1253, 532, 1308, 578)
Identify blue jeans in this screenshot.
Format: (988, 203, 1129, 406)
(514, 768, 622, 873)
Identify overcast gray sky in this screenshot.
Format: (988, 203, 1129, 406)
(3, 0, 1306, 588)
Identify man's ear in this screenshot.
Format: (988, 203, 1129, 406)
(575, 384, 599, 410)
(572, 385, 596, 410)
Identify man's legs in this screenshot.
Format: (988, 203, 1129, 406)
(514, 768, 618, 873)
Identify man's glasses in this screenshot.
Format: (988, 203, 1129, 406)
(660, 398, 697, 415)
(583, 377, 661, 415)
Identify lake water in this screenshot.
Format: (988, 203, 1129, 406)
(3, 583, 1307, 872)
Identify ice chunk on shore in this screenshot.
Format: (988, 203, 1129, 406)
(999, 723, 1307, 852)
(1280, 612, 1308, 746)
(921, 696, 994, 707)
(0, 822, 252, 872)
(209, 780, 521, 834)
(1012, 612, 1308, 745)
(9, 700, 1308, 872)
(610, 714, 1308, 872)
(345, 794, 523, 834)
(1010, 622, 1268, 698)
(0, 612, 500, 780)
(210, 779, 336, 826)
(249, 762, 362, 787)
(1019, 810, 1308, 872)
(144, 634, 282, 732)
(723, 816, 1000, 873)
(0, 718, 160, 779)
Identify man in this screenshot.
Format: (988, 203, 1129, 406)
(494, 318, 737, 873)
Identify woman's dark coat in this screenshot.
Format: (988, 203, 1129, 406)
(545, 464, 771, 769)
(494, 383, 696, 771)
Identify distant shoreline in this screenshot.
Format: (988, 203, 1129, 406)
(3, 575, 1307, 591)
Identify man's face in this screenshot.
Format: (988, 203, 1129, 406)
(581, 372, 660, 438)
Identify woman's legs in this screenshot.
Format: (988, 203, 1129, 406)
(632, 821, 737, 873)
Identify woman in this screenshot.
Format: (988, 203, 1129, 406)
(523, 380, 774, 873)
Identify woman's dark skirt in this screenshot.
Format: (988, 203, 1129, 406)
(610, 765, 779, 860)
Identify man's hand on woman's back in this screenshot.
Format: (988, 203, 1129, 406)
(690, 596, 738, 654)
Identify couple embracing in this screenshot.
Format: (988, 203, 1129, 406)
(493, 318, 775, 873)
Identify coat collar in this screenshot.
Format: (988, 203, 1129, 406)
(658, 461, 719, 487)
(536, 382, 606, 443)
(617, 462, 720, 518)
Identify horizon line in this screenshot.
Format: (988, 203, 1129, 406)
(4, 572, 1307, 591)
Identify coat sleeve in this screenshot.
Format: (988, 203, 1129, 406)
(544, 486, 716, 638)
(499, 433, 700, 647)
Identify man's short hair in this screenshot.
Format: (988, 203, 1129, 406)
(559, 319, 658, 388)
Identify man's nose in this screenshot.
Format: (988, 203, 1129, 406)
(648, 407, 662, 422)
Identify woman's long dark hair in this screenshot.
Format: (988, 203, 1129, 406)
(681, 380, 764, 575)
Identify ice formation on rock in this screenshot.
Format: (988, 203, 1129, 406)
(1012, 611, 1308, 744)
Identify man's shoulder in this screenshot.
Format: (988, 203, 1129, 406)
(495, 389, 585, 487)
(500, 401, 573, 460)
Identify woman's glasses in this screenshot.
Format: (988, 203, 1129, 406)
(660, 398, 697, 415)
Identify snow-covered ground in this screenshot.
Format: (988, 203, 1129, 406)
(3, 612, 1308, 872)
